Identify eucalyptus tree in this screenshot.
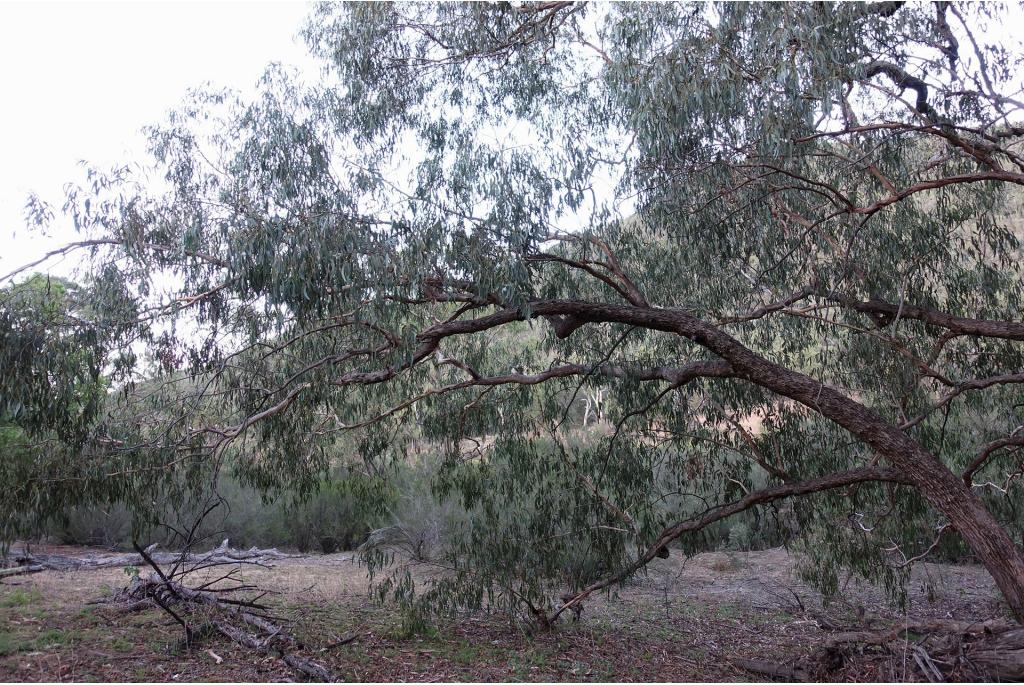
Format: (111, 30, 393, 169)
(5, 2, 1024, 622)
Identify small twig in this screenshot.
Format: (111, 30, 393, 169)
(321, 633, 361, 650)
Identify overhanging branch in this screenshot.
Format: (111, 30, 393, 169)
(552, 465, 912, 621)
(821, 291, 1024, 341)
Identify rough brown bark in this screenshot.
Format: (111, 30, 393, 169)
(963, 627, 1024, 681)
(669, 307, 1024, 624)
(461, 299, 1024, 622)
(267, 296, 1024, 622)
(820, 291, 1024, 341)
(733, 658, 811, 681)
(828, 619, 1024, 681)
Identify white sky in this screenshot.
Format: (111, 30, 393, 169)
(0, 1, 316, 279)
(2, 3, 1022, 284)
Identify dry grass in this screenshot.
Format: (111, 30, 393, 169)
(0, 545, 1009, 682)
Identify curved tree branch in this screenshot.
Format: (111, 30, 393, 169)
(821, 290, 1024, 341)
(552, 465, 912, 621)
(964, 434, 1024, 486)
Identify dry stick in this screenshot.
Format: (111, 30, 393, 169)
(162, 579, 334, 682)
(912, 645, 946, 683)
(208, 616, 332, 682)
(322, 633, 361, 650)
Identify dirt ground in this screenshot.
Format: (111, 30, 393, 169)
(0, 544, 1009, 682)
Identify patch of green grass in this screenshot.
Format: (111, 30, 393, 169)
(746, 610, 774, 626)
(36, 628, 70, 647)
(345, 649, 374, 666)
(662, 598, 701, 619)
(75, 606, 97, 620)
(107, 635, 135, 653)
(590, 656, 615, 681)
(714, 602, 740, 619)
(0, 631, 25, 657)
(515, 648, 550, 670)
(125, 611, 160, 627)
(507, 655, 534, 680)
(652, 625, 677, 640)
(0, 627, 71, 656)
(0, 588, 44, 608)
(385, 615, 441, 641)
(450, 643, 484, 665)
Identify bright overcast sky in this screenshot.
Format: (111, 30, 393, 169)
(0, 1, 315, 279)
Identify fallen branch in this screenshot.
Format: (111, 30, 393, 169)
(912, 645, 945, 683)
(0, 564, 45, 579)
(732, 657, 811, 681)
(812, 618, 1024, 681)
(124, 573, 334, 682)
(206, 612, 331, 681)
(12, 540, 297, 572)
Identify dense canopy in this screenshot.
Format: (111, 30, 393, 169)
(3, 2, 1024, 623)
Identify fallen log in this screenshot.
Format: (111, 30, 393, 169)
(0, 564, 45, 579)
(732, 657, 810, 681)
(823, 618, 1016, 648)
(209, 614, 332, 681)
(12, 540, 298, 572)
(945, 625, 1024, 681)
(911, 645, 945, 683)
(812, 617, 1024, 682)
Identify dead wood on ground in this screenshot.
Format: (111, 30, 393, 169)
(733, 615, 1024, 682)
(117, 548, 335, 682)
(0, 564, 45, 579)
(10, 539, 296, 572)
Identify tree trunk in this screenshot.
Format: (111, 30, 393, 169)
(684, 309, 1024, 622)
(899, 447, 1024, 623)
(537, 300, 1024, 622)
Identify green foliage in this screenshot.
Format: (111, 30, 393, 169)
(4, 1, 1024, 624)
(0, 275, 105, 444)
(51, 466, 386, 553)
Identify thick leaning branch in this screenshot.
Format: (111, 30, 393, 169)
(177, 298, 736, 460)
(551, 466, 913, 621)
(72, 288, 1024, 619)
(418, 297, 1024, 620)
